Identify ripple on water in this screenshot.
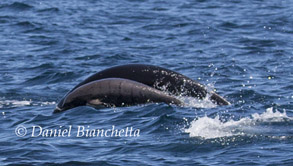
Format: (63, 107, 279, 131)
(0, 2, 33, 11)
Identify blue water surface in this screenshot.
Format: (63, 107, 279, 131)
(0, 0, 292, 165)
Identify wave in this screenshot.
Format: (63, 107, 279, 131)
(23, 71, 77, 85)
(185, 107, 292, 139)
(37, 7, 59, 13)
(0, 2, 33, 11)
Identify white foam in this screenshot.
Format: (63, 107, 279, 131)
(0, 100, 32, 107)
(0, 99, 56, 108)
(185, 107, 291, 139)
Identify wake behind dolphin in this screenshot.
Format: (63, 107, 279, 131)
(55, 64, 230, 113)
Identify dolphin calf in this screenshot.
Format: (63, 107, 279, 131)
(54, 78, 183, 112)
(55, 64, 229, 112)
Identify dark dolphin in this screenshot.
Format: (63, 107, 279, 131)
(55, 64, 229, 112)
(54, 78, 183, 112)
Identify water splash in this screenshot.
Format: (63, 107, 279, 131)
(185, 107, 291, 139)
(178, 95, 217, 108)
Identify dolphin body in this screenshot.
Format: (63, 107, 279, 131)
(55, 64, 230, 112)
(55, 78, 183, 112)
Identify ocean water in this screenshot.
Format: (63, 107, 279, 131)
(0, 0, 292, 165)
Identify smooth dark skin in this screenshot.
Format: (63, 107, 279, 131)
(55, 64, 230, 112)
(56, 78, 183, 112)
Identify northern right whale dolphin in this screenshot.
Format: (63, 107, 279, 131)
(55, 64, 229, 112)
(55, 78, 183, 112)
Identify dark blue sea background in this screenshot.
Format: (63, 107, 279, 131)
(1, 0, 292, 165)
